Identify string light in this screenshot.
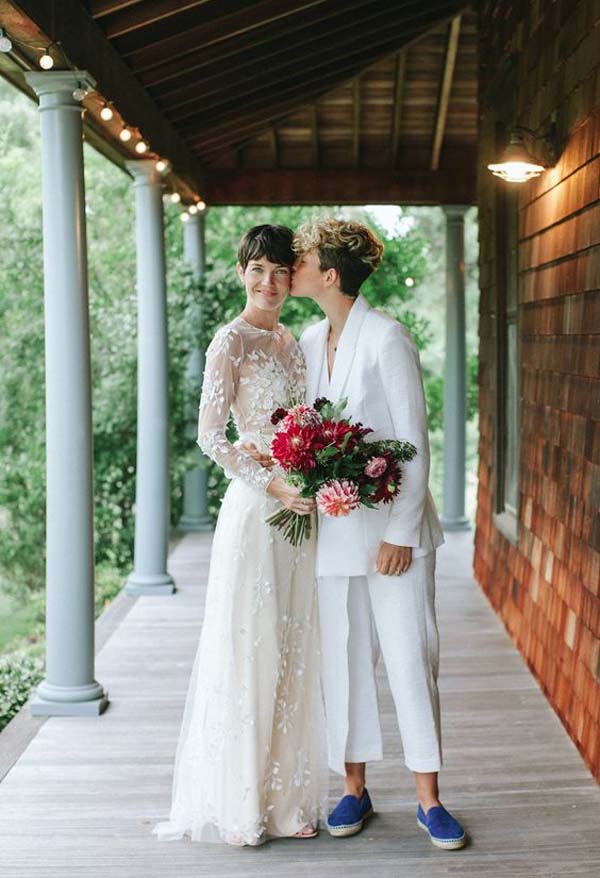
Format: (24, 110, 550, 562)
(119, 126, 132, 142)
(0, 29, 12, 53)
(39, 47, 54, 69)
(135, 140, 148, 154)
(180, 212, 190, 222)
(170, 192, 181, 203)
(188, 204, 198, 215)
(100, 103, 114, 121)
(405, 276, 414, 287)
(72, 83, 88, 102)
(156, 159, 169, 173)
(196, 200, 206, 211)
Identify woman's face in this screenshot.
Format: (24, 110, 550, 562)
(236, 256, 291, 313)
(289, 249, 325, 299)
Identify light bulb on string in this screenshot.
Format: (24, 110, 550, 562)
(119, 126, 132, 142)
(100, 103, 114, 121)
(135, 140, 148, 154)
(180, 212, 190, 223)
(196, 200, 206, 211)
(188, 204, 198, 215)
(39, 48, 54, 69)
(0, 29, 12, 53)
(170, 192, 181, 203)
(156, 159, 169, 173)
(72, 84, 88, 102)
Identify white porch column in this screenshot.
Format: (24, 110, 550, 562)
(24, 70, 108, 716)
(125, 160, 175, 595)
(441, 205, 470, 531)
(178, 212, 212, 531)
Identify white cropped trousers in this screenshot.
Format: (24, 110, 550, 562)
(318, 552, 443, 775)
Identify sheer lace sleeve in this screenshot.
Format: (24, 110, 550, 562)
(197, 325, 275, 492)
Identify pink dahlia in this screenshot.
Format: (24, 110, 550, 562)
(281, 403, 320, 429)
(316, 479, 360, 517)
(364, 456, 388, 478)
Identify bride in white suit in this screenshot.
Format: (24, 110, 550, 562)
(287, 218, 465, 849)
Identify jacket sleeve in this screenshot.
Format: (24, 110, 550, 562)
(378, 323, 431, 547)
(196, 326, 275, 492)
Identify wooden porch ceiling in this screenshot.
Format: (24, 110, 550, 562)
(0, 1, 478, 205)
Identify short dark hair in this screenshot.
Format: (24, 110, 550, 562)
(237, 224, 295, 270)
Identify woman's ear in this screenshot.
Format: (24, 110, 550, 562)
(236, 262, 245, 284)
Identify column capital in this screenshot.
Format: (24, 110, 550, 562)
(125, 159, 163, 187)
(184, 211, 206, 227)
(24, 70, 96, 101)
(442, 204, 470, 219)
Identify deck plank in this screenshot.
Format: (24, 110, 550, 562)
(1, 530, 599, 877)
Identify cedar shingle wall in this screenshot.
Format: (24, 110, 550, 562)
(474, 0, 600, 781)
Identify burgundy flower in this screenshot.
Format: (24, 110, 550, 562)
(270, 407, 287, 425)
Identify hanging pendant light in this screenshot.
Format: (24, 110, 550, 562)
(488, 127, 555, 183)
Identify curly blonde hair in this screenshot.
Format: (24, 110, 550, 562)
(293, 217, 384, 296)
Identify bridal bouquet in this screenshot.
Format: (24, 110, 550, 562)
(265, 397, 417, 546)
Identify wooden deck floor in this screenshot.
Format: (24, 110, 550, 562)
(1, 530, 599, 877)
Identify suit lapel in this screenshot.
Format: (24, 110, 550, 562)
(305, 319, 328, 405)
(328, 294, 371, 402)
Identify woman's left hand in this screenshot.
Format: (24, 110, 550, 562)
(239, 441, 275, 469)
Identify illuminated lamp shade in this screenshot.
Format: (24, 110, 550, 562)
(487, 130, 545, 183)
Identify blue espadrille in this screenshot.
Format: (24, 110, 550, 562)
(416, 803, 466, 849)
(327, 788, 374, 837)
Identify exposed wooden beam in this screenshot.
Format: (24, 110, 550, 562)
(175, 19, 450, 131)
(115, 0, 329, 60)
(127, 0, 461, 75)
(138, 0, 426, 87)
(158, 4, 404, 109)
(201, 167, 477, 206)
(310, 103, 320, 168)
(431, 13, 461, 171)
(167, 17, 435, 122)
(96, 1, 217, 38)
(391, 49, 406, 168)
(186, 15, 465, 157)
(91, 1, 147, 16)
(353, 77, 361, 169)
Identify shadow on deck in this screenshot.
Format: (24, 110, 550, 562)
(0, 530, 599, 877)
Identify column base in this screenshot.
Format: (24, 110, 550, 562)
(30, 681, 109, 716)
(177, 512, 213, 532)
(441, 515, 471, 532)
(125, 571, 176, 595)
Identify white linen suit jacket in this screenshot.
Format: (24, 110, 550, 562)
(299, 293, 444, 578)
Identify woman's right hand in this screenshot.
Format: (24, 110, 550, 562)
(266, 477, 316, 515)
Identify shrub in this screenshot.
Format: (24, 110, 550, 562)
(0, 651, 44, 731)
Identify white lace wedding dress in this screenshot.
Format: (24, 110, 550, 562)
(152, 316, 327, 845)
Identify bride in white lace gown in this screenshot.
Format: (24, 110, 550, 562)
(152, 226, 327, 846)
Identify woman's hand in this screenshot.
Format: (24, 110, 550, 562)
(266, 477, 316, 515)
(239, 441, 275, 469)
